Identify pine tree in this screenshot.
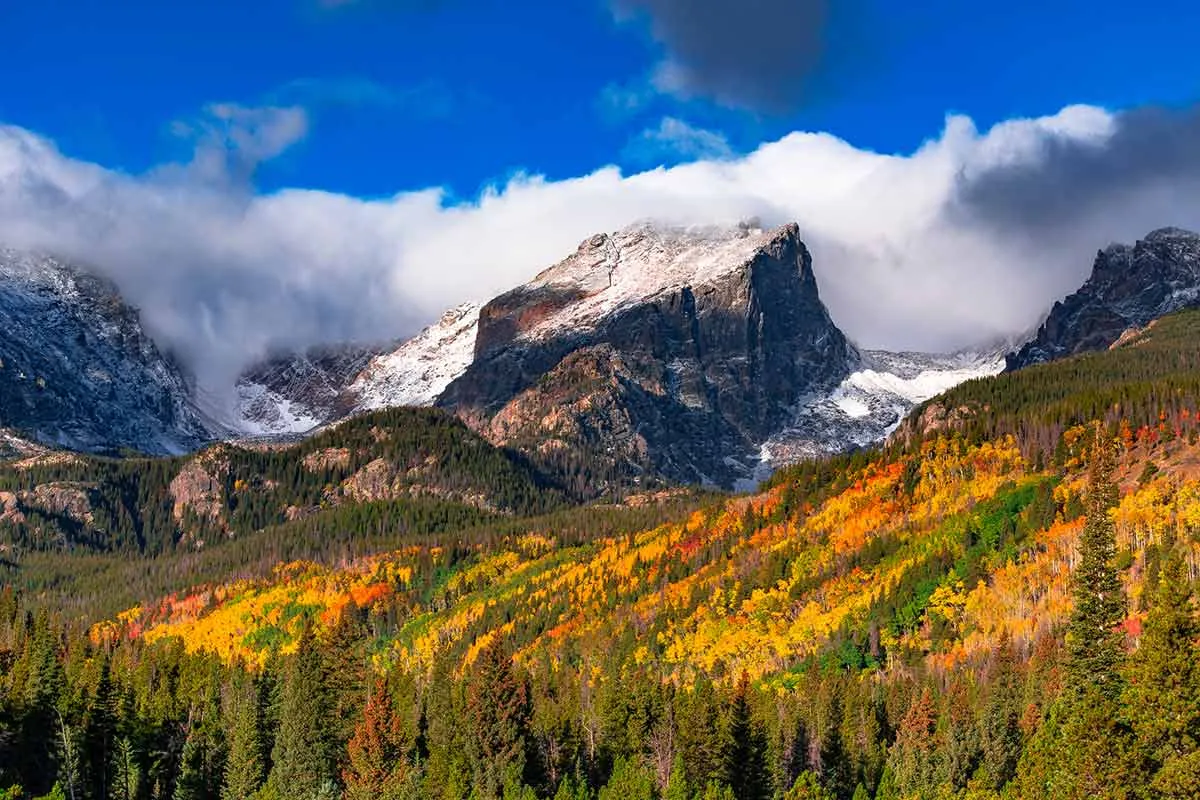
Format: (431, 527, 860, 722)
(321, 605, 370, 748)
(110, 737, 140, 800)
(1066, 425, 1126, 699)
(816, 683, 852, 800)
(268, 625, 336, 798)
(979, 633, 1022, 791)
(664, 754, 689, 800)
(222, 679, 265, 800)
(342, 681, 412, 800)
(466, 637, 532, 800)
(1049, 425, 1135, 800)
(725, 671, 769, 800)
(676, 676, 726, 791)
(1125, 538, 1200, 799)
(83, 656, 118, 800)
(597, 758, 655, 800)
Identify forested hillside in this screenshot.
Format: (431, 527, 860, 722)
(3, 316, 1200, 800)
(0, 407, 566, 557)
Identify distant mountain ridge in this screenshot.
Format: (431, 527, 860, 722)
(1008, 227, 1200, 370)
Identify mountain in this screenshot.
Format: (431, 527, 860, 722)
(905, 308, 1200, 459)
(1008, 227, 1200, 370)
(436, 221, 856, 491)
(236, 344, 383, 435)
(234, 221, 998, 491)
(0, 248, 211, 455)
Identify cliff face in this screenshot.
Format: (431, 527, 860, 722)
(0, 248, 210, 455)
(438, 222, 856, 491)
(1008, 227, 1200, 370)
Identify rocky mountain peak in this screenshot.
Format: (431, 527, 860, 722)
(438, 220, 852, 490)
(0, 247, 211, 454)
(1009, 227, 1200, 370)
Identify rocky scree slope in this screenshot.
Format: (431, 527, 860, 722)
(0, 248, 210, 455)
(1008, 227, 1200, 370)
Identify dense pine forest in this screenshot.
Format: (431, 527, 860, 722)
(3, 315, 1200, 799)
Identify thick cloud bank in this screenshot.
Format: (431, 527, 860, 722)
(1, 103, 1199, 402)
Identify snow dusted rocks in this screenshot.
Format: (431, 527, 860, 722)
(0, 249, 210, 455)
(228, 220, 1006, 490)
(437, 221, 858, 490)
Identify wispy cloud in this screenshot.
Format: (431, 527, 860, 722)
(170, 103, 309, 185)
(625, 117, 733, 164)
(274, 77, 455, 118)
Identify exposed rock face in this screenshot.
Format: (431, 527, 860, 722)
(169, 450, 230, 531)
(1008, 228, 1200, 370)
(438, 222, 856, 489)
(0, 248, 211, 454)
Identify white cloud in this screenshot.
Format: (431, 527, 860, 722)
(627, 117, 734, 163)
(1, 102, 1197, 418)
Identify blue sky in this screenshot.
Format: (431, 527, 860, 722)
(4, 0, 1199, 199)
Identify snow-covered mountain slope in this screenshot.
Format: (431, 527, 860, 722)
(231, 303, 482, 435)
(0, 428, 46, 461)
(352, 302, 481, 410)
(751, 350, 1006, 481)
(496, 221, 785, 344)
(0, 248, 211, 455)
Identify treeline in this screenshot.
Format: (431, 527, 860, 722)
(904, 310, 1200, 459)
(2, 428, 1198, 800)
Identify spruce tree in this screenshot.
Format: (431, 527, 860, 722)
(83, 656, 118, 800)
(466, 637, 532, 800)
(1125, 538, 1200, 798)
(1066, 425, 1126, 699)
(268, 625, 336, 798)
(725, 671, 769, 800)
(222, 679, 265, 800)
(979, 632, 1022, 790)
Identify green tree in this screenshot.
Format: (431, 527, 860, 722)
(268, 626, 336, 798)
(1066, 426, 1126, 699)
(725, 671, 769, 800)
(784, 771, 836, 800)
(466, 637, 532, 800)
(1124, 538, 1200, 798)
(221, 679, 265, 800)
(664, 754, 689, 800)
(110, 737, 140, 800)
(978, 633, 1022, 791)
(597, 758, 655, 800)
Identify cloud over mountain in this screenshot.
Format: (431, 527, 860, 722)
(2, 102, 1199, 413)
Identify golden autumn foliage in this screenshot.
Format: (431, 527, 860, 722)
(102, 430, 1200, 687)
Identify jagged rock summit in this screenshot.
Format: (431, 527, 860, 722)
(1008, 227, 1200, 370)
(437, 221, 857, 490)
(231, 219, 1002, 491)
(0, 248, 211, 454)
